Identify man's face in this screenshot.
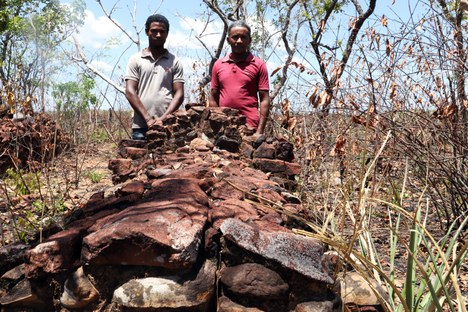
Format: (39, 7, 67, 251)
(227, 26, 251, 54)
(146, 22, 168, 48)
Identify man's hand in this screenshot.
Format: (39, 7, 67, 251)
(146, 116, 162, 129)
(252, 133, 266, 148)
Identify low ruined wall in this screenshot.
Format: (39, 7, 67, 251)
(0, 113, 69, 175)
(0, 105, 341, 312)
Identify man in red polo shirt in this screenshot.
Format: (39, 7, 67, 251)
(209, 21, 270, 135)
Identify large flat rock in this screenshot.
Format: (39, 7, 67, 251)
(81, 178, 209, 269)
(112, 260, 216, 310)
(220, 218, 333, 284)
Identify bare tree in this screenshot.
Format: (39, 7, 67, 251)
(305, 0, 376, 115)
(435, 0, 467, 121)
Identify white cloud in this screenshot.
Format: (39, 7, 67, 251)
(75, 10, 129, 50)
(166, 17, 224, 51)
(90, 59, 115, 74)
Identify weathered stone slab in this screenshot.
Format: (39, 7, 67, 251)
(220, 218, 333, 284)
(1, 263, 25, 280)
(24, 228, 83, 277)
(209, 199, 260, 230)
(24, 209, 118, 278)
(112, 260, 216, 310)
(81, 178, 209, 269)
(220, 263, 289, 299)
(0, 279, 44, 308)
(210, 173, 278, 201)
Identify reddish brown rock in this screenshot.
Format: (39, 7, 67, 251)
(146, 168, 173, 179)
(253, 142, 276, 159)
(250, 188, 286, 205)
(209, 110, 231, 124)
(220, 218, 333, 284)
(116, 180, 145, 196)
(220, 263, 289, 298)
(124, 147, 147, 159)
(220, 263, 289, 311)
(24, 228, 82, 278)
(210, 179, 245, 200)
(190, 138, 213, 151)
(25, 209, 118, 278)
(210, 171, 279, 201)
(146, 129, 168, 141)
(215, 135, 241, 152)
(209, 199, 261, 230)
(117, 139, 147, 157)
(275, 140, 294, 162)
(108, 158, 133, 175)
(240, 141, 254, 158)
(210, 107, 241, 117)
(253, 158, 302, 177)
(81, 178, 209, 269)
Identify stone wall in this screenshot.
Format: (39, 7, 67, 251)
(0, 105, 341, 312)
(0, 113, 69, 175)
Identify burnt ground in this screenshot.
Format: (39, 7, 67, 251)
(0, 142, 115, 245)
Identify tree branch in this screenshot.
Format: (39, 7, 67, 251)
(72, 35, 125, 94)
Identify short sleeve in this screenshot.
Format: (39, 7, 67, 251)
(173, 57, 184, 83)
(257, 60, 270, 91)
(210, 61, 220, 90)
(125, 54, 140, 82)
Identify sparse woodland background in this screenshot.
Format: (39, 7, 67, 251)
(0, 1, 467, 311)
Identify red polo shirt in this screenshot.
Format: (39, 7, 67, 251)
(211, 53, 269, 128)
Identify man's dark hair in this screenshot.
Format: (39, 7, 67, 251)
(145, 14, 170, 32)
(228, 20, 251, 37)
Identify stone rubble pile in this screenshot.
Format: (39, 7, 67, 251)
(0, 105, 383, 311)
(0, 113, 69, 175)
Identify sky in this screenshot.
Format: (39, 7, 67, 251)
(65, 0, 423, 107)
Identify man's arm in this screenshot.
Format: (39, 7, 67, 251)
(125, 79, 152, 126)
(256, 90, 270, 134)
(209, 88, 220, 107)
(160, 82, 184, 120)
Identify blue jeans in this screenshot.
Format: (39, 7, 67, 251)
(132, 128, 148, 140)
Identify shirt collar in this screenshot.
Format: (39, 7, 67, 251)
(141, 48, 169, 60)
(221, 52, 255, 63)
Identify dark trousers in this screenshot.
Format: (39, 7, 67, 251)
(132, 128, 148, 140)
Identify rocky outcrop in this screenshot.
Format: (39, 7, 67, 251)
(0, 105, 342, 311)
